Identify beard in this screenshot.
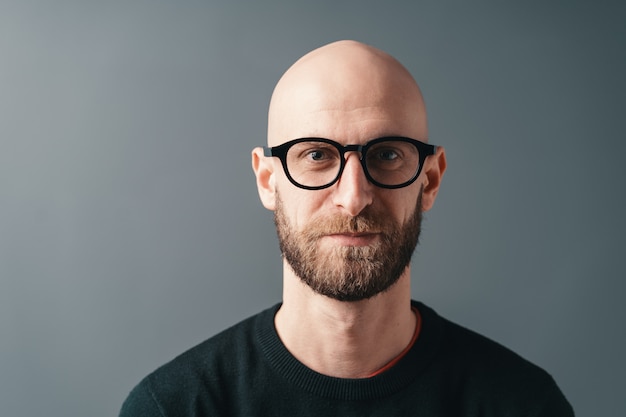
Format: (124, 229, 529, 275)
(273, 189, 423, 302)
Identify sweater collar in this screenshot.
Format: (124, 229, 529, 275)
(255, 300, 444, 401)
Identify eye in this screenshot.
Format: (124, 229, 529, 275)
(297, 144, 337, 163)
(307, 149, 330, 161)
(369, 147, 402, 163)
(376, 149, 399, 161)
(287, 141, 340, 169)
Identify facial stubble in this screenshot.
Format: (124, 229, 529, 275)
(274, 189, 423, 302)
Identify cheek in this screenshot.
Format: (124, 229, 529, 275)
(379, 189, 421, 225)
(294, 195, 327, 228)
(276, 185, 326, 229)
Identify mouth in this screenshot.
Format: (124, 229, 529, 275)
(323, 232, 380, 246)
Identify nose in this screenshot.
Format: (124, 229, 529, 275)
(331, 152, 374, 216)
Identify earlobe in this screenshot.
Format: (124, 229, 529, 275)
(420, 146, 446, 212)
(251, 147, 277, 211)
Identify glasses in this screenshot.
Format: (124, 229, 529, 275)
(263, 137, 437, 190)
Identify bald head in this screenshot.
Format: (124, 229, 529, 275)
(268, 40, 427, 146)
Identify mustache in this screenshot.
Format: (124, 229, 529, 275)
(305, 211, 389, 238)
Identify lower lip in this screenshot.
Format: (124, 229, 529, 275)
(324, 233, 380, 246)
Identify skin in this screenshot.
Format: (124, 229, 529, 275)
(251, 40, 446, 378)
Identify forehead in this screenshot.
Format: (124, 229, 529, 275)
(270, 84, 426, 146)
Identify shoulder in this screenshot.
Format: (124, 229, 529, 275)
(414, 301, 574, 416)
(432, 306, 550, 380)
(119, 304, 279, 417)
(416, 301, 549, 375)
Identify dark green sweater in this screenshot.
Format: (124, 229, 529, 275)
(120, 301, 574, 416)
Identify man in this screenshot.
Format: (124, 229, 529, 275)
(120, 40, 574, 416)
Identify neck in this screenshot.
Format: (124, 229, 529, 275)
(275, 264, 416, 378)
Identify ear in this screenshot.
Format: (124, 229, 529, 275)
(251, 147, 277, 211)
(420, 146, 446, 212)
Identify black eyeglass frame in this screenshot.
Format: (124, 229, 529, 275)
(263, 136, 437, 190)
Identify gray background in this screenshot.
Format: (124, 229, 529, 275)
(1, 1, 624, 416)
